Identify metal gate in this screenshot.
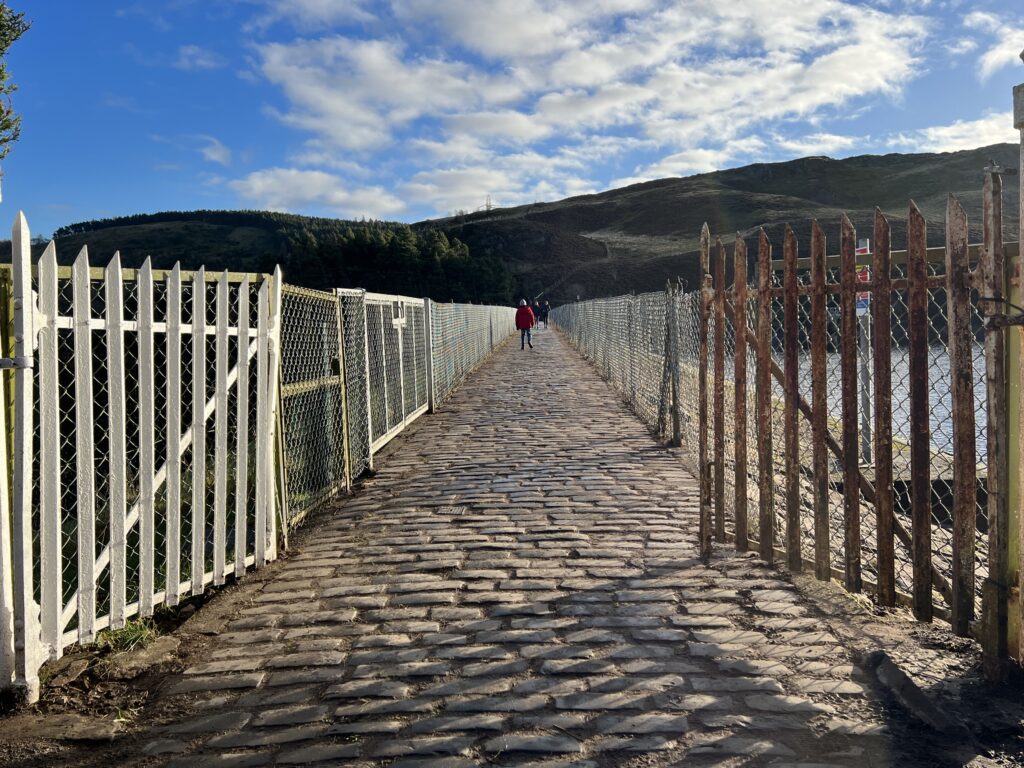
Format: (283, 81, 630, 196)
(363, 293, 429, 455)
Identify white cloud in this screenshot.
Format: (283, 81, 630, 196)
(230, 167, 407, 218)
(444, 111, 552, 144)
(945, 38, 977, 56)
(888, 111, 1017, 153)
(773, 132, 860, 156)
(964, 11, 1024, 80)
(256, 36, 521, 151)
(174, 44, 225, 71)
(245, 0, 936, 214)
(242, 0, 377, 30)
(197, 136, 232, 166)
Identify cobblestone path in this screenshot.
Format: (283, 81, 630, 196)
(142, 327, 902, 767)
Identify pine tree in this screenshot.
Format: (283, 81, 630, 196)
(0, 3, 28, 160)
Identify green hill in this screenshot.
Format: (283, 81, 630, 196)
(426, 143, 1020, 302)
(19, 143, 1020, 304)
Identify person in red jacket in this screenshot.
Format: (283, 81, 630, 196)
(515, 299, 535, 349)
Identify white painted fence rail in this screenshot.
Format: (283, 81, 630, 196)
(0, 213, 283, 702)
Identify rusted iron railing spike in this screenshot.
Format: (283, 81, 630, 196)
(840, 214, 862, 592)
(809, 218, 829, 580)
(783, 225, 801, 570)
(873, 207, 895, 606)
(906, 200, 932, 621)
(945, 192, 976, 636)
(756, 227, 774, 562)
(733, 234, 749, 552)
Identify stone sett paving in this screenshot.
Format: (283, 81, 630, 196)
(143, 327, 908, 767)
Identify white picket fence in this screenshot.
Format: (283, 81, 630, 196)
(0, 213, 283, 701)
(0, 211, 518, 704)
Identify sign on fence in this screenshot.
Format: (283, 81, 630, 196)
(856, 240, 871, 316)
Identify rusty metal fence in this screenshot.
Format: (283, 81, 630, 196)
(553, 184, 1020, 680)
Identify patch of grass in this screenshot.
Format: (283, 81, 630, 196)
(96, 618, 157, 654)
(113, 706, 141, 725)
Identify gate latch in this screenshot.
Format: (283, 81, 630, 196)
(0, 356, 34, 369)
(978, 296, 1024, 330)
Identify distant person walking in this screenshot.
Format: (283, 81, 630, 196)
(540, 300, 550, 328)
(516, 299, 535, 350)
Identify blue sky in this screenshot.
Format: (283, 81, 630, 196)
(5, 0, 1024, 236)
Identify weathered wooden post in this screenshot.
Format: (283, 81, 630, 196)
(981, 166, 1009, 679)
(1011, 71, 1024, 663)
(946, 194, 976, 637)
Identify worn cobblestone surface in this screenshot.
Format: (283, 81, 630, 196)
(33, 327, 975, 766)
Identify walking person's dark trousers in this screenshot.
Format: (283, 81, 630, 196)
(521, 329, 532, 349)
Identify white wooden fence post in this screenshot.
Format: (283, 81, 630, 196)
(424, 299, 435, 413)
(165, 264, 182, 605)
(37, 242, 60, 657)
(72, 248, 96, 646)
(191, 269, 207, 596)
(11, 213, 40, 699)
(0, 346, 13, 689)
(213, 273, 229, 585)
(234, 278, 250, 578)
(267, 267, 282, 560)
(105, 253, 127, 630)
(137, 259, 155, 616)
(255, 279, 269, 566)
(363, 293, 374, 471)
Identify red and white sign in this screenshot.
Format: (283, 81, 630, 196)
(855, 239, 870, 315)
(857, 266, 870, 302)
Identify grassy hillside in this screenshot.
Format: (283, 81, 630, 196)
(427, 143, 1020, 301)
(16, 144, 1020, 304)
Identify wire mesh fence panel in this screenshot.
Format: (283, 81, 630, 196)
(428, 302, 515, 408)
(551, 292, 669, 435)
(364, 294, 428, 454)
(338, 289, 370, 479)
(279, 285, 346, 529)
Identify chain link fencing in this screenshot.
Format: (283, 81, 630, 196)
(277, 291, 515, 528)
(278, 284, 347, 529)
(429, 303, 516, 407)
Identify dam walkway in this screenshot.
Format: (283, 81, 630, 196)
(33, 327, 968, 767)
